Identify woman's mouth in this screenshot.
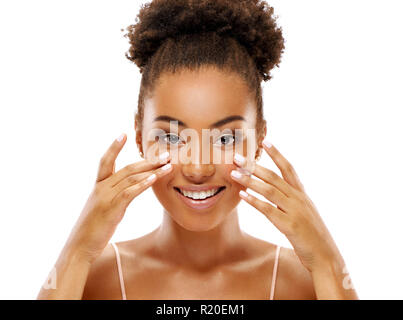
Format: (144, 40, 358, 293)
(173, 186, 226, 211)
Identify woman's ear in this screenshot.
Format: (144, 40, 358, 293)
(255, 120, 267, 160)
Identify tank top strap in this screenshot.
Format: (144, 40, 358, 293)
(269, 245, 281, 300)
(111, 242, 127, 300)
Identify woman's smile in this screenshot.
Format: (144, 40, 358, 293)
(173, 185, 227, 211)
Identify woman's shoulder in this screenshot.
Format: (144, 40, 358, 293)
(81, 242, 123, 299)
(273, 246, 317, 299)
(244, 233, 316, 300)
(82, 231, 156, 299)
(82, 233, 160, 299)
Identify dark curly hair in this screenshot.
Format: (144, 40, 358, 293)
(122, 0, 285, 137)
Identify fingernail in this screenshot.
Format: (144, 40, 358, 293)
(263, 138, 272, 149)
(161, 163, 172, 171)
(116, 133, 125, 142)
(234, 153, 246, 166)
(237, 167, 251, 176)
(147, 173, 156, 182)
(231, 170, 243, 179)
(159, 151, 170, 161)
(239, 190, 249, 198)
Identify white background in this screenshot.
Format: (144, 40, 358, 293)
(0, 0, 402, 299)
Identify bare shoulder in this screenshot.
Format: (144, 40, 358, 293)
(82, 243, 122, 300)
(241, 232, 316, 299)
(82, 230, 157, 299)
(275, 247, 317, 300)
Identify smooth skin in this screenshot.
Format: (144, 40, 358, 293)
(37, 66, 357, 299)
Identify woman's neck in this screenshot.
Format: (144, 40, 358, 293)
(152, 208, 246, 271)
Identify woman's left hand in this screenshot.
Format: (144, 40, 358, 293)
(231, 140, 343, 273)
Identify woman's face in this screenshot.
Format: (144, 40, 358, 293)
(138, 67, 264, 231)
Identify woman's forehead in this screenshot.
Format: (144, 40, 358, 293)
(143, 68, 257, 128)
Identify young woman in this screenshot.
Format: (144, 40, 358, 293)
(37, 0, 358, 300)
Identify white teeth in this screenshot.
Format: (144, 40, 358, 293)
(181, 188, 220, 200)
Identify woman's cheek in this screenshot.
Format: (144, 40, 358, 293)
(169, 148, 180, 165)
(222, 163, 245, 192)
(154, 162, 176, 189)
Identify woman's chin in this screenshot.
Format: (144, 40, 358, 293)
(174, 218, 221, 232)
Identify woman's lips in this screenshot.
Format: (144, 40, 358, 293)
(173, 187, 226, 211)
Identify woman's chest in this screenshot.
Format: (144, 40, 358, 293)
(120, 262, 274, 300)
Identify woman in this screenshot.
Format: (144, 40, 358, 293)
(37, 0, 358, 300)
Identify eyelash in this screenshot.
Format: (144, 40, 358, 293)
(158, 133, 240, 146)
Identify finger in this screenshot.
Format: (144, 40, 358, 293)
(108, 151, 171, 187)
(230, 169, 291, 211)
(262, 140, 305, 193)
(252, 164, 299, 198)
(124, 171, 150, 182)
(234, 153, 295, 197)
(233, 153, 255, 176)
(96, 133, 127, 183)
(238, 190, 289, 232)
(113, 162, 173, 195)
(111, 172, 157, 211)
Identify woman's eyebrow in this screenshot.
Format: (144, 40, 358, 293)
(153, 115, 186, 126)
(153, 115, 245, 128)
(210, 115, 245, 128)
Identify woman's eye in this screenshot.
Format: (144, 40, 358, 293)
(156, 132, 241, 147)
(214, 134, 237, 146)
(159, 133, 185, 145)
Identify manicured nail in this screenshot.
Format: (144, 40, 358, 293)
(231, 170, 243, 179)
(237, 167, 251, 176)
(234, 153, 246, 166)
(147, 173, 156, 182)
(239, 190, 249, 198)
(161, 163, 172, 171)
(263, 138, 272, 149)
(159, 151, 170, 161)
(116, 133, 125, 142)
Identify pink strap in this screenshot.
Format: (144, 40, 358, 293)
(111, 242, 127, 300)
(269, 245, 281, 300)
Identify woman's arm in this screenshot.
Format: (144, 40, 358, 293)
(37, 243, 92, 299)
(310, 252, 358, 300)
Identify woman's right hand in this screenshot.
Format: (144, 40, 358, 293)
(65, 133, 172, 264)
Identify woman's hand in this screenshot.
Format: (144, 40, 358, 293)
(230, 140, 343, 274)
(65, 133, 172, 264)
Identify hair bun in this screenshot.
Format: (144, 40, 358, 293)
(123, 0, 284, 81)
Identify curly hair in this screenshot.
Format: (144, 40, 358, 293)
(122, 0, 285, 135)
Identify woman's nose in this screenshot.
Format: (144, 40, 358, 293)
(176, 138, 220, 181)
(181, 162, 215, 182)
